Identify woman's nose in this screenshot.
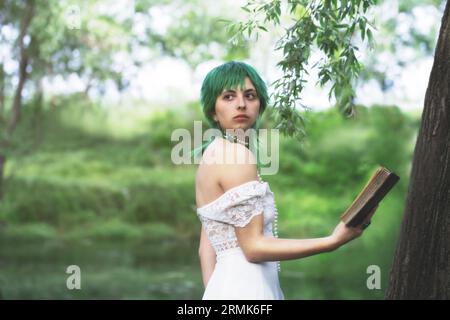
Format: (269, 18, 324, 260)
(236, 94, 246, 109)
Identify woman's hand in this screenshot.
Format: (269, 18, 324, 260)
(329, 205, 379, 250)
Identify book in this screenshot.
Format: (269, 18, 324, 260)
(340, 166, 400, 227)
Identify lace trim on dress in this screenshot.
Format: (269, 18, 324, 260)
(215, 239, 240, 252)
(197, 180, 267, 227)
(197, 179, 281, 272)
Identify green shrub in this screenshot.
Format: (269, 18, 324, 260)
(0, 223, 58, 242)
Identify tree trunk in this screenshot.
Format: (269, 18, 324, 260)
(386, 0, 450, 299)
(0, 0, 34, 196)
(7, 0, 34, 135)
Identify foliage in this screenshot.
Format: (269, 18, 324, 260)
(136, 0, 250, 68)
(224, 0, 377, 141)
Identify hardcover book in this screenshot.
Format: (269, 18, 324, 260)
(341, 166, 400, 227)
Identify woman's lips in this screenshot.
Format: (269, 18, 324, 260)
(233, 115, 249, 121)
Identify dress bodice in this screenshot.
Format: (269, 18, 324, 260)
(196, 179, 281, 271)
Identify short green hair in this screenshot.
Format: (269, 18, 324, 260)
(192, 61, 269, 170)
(200, 60, 269, 130)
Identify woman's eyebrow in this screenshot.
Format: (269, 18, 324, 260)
(222, 88, 257, 94)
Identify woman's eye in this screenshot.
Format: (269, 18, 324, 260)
(223, 94, 257, 100)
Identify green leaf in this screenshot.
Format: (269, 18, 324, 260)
(367, 28, 373, 43)
(258, 25, 268, 32)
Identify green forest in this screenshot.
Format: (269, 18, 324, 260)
(0, 98, 419, 299)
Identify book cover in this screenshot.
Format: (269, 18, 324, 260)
(341, 166, 400, 227)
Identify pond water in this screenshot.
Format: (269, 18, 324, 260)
(0, 239, 383, 299)
(0, 239, 203, 299)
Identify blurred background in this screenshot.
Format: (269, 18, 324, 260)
(0, 0, 445, 299)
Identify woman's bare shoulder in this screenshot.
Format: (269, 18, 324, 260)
(204, 137, 257, 163)
(196, 137, 258, 191)
(195, 138, 260, 208)
(212, 138, 259, 191)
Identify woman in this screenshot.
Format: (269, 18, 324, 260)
(195, 61, 376, 300)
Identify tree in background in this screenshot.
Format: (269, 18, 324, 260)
(0, 0, 134, 196)
(386, 0, 449, 299)
(0, 0, 35, 196)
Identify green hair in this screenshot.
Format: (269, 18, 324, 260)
(192, 61, 270, 171)
(201, 61, 269, 128)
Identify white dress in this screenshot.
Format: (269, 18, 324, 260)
(197, 179, 285, 300)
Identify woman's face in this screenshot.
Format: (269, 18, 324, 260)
(212, 76, 260, 131)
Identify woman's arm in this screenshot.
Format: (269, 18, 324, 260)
(235, 214, 369, 263)
(198, 226, 216, 288)
(218, 141, 374, 263)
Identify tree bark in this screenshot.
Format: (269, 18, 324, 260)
(386, 0, 450, 299)
(7, 0, 34, 135)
